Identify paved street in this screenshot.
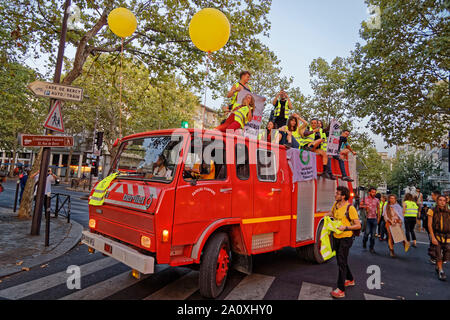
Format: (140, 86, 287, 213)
(0, 180, 448, 301)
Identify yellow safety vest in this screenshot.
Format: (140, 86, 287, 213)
(320, 130, 328, 152)
(320, 216, 343, 261)
(300, 126, 323, 147)
(379, 201, 387, 218)
(292, 130, 303, 149)
(230, 82, 252, 111)
(89, 173, 119, 206)
(404, 200, 419, 218)
(233, 105, 250, 129)
(258, 129, 279, 143)
(274, 100, 289, 119)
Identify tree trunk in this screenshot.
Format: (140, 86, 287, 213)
(17, 149, 43, 220)
(64, 147, 73, 183)
(8, 149, 17, 177)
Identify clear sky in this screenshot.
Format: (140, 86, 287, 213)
(209, 0, 395, 155)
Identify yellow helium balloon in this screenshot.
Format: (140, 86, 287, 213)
(189, 8, 230, 52)
(108, 7, 137, 38)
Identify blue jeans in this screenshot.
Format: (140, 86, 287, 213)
(333, 156, 348, 177)
(363, 218, 378, 250)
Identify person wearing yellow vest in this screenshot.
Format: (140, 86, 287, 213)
(225, 71, 252, 113)
(216, 94, 254, 133)
(258, 121, 280, 143)
(403, 193, 419, 247)
(325, 186, 361, 299)
(271, 90, 293, 129)
(277, 113, 308, 149)
(300, 119, 335, 180)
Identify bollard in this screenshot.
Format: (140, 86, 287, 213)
(13, 180, 20, 213)
(45, 196, 50, 247)
(55, 194, 59, 218)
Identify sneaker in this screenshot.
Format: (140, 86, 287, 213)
(412, 241, 417, 248)
(430, 258, 436, 265)
(322, 172, 336, 180)
(342, 176, 354, 182)
(344, 280, 355, 287)
(438, 270, 447, 281)
(330, 288, 345, 299)
(404, 242, 410, 253)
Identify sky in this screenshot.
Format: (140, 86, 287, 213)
(208, 0, 395, 156)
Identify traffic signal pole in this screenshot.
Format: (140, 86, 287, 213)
(31, 0, 71, 236)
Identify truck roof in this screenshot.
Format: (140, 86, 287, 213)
(120, 129, 286, 149)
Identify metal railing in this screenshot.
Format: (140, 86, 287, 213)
(49, 193, 71, 223)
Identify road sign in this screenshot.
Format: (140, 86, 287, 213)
(44, 100, 64, 133)
(19, 134, 74, 148)
(28, 81, 84, 102)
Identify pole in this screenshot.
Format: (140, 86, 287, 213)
(31, 0, 71, 236)
(13, 180, 20, 212)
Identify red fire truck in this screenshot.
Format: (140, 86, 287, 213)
(81, 129, 357, 298)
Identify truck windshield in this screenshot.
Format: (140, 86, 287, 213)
(114, 135, 183, 183)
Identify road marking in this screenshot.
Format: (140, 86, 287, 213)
(298, 282, 333, 300)
(0, 257, 118, 300)
(60, 270, 148, 300)
(225, 274, 275, 300)
(144, 271, 199, 300)
(364, 293, 395, 300)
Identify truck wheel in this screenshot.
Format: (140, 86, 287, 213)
(199, 232, 231, 299)
(310, 220, 334, 264)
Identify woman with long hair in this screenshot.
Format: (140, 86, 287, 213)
(216, 93, 255, 133)
(277, 113, 308, 149)
(384, 195, 410, 257)
(428, 195, 450, 281)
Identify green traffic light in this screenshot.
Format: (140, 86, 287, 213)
(181, 121, 189, 129)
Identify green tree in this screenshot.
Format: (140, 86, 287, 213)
(346, 0, 449, 148)
(1, 0, 274, 92)
(387, 150, 442, 197)
(0, 62, 47, 176)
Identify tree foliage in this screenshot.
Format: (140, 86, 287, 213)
(346, 0, 449, 148)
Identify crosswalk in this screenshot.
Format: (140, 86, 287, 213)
(0, 256, 397, 300)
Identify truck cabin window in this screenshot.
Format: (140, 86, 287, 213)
(115, 136, 183, 182)
(183, 136, 227, 181)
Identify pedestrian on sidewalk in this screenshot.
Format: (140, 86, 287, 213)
(19, 168, 30, 203)
(403, 193, 419, 247)
(383, 195, 410, 257)
(378, 195, 388, 241)
(326, 186, 361, 299)
(360, 187, 380, 253)
(31, 168, 58, 214)
(427, 195, 450, 281)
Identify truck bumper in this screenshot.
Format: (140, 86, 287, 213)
(81, 230, 155, 274)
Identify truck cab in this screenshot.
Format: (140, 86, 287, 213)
(82, 129, 357, 298)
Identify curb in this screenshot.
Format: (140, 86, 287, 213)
(0, 217, 83, 278)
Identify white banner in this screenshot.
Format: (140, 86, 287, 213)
(326, 119, 342, 156)
(236, 90, 266, 139)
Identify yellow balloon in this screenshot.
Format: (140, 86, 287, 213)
(108, 7, 137, 38)
(189, 8, 230, 52)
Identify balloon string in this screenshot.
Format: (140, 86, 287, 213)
(119, 37, 124, 139)
(202, 51, 211, 130)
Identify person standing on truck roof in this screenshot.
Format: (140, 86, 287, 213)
(225, 71, 252, 113)
(299, 118, 335, 180)
(326, 186, 361, 299)
(271, 89, 293, 130)
(360, 187, 380, 254)
(216, 94, 255, 133)
(427, 195, 450, 281)
(277, 113, 308, 149)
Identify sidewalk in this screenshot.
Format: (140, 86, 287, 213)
(0, 207, 83, 278)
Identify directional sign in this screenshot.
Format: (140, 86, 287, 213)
(19, 134, 74, 148)
(44, 100, 65, 133)
(28, 81, 84, 102)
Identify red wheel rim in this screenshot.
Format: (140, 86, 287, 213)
(216, 245, 229, 286)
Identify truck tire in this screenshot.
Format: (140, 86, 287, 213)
(199, 232, 231, 299)
(297, 220, 333, 264)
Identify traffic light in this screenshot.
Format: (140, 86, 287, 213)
(95, 132, 104, 149)
(91, 160, 99, 177)
(181, 121, 189, 129)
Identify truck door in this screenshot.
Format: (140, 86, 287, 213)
(172, 133, 232, 247)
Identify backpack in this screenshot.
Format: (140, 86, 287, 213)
(432, 207, 450, 241)
(345, 204, 361, 237)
